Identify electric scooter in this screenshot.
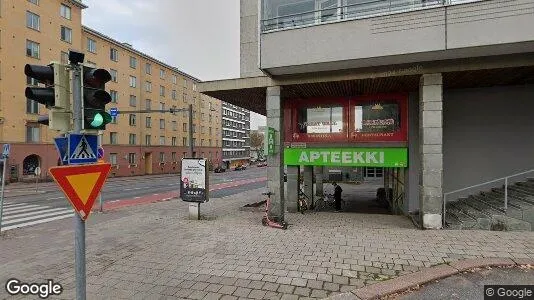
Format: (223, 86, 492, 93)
(261, 192, 288, 229)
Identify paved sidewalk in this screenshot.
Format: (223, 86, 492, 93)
(0, 187, 533, 300)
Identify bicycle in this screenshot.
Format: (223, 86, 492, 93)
(297, 187, 310, 214)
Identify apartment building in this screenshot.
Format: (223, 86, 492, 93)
(0, 0, 221, 181)
(221, 102, 250, 169)
(200, 0, 534, 230)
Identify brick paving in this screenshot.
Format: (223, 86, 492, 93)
(0, 188, 533, 300)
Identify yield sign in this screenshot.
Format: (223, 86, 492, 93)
(49, 163, 111, 221)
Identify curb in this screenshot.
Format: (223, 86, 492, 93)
(323, 258, 533, 300)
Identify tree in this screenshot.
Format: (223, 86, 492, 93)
(250, 131, 265, 159)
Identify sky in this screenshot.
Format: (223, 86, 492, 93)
(82, 0, 266, 129)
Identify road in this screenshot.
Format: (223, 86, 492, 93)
(0, 167, 267, 231)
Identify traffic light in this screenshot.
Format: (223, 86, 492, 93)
(82, 65, 112, 131)
(25, 62, 71, 132)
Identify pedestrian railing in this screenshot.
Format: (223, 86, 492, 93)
(442, 168, 534, 227)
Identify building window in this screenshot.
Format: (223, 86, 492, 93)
(110, 90, 118, 103)
(159, 136, 165, 145)
(60, 51, 69, 64)
(60, 4, 71, 20)
(129, 114, 136, 126)
(171, 137, 177, 146)
(109, 153, 117, 165)
(184, 79, 188, 89)
(145, 116, 152, 128)
(110, 69, 118, 82)
(159, 119, 165, 129)
(159, 85, 165, 97)
(183, 137, 187, 146)
(160, 69, 165, 79)
(60, 26, 72, 43)
(26, 11, 40, 30)
(129, 95, 136, 107)
(145, 99, 151, 110)
(193, 83, 197, 91)
(145, 135, 151, 145)
(192, 138, 196, 147)
(172, 90, 177, 100)
(159, 102, 165, 110)
(111, 116, 118, 124)
(297, 106, 344, 134)
(26, 99, 38, 114)
(192, 124, 196, 133)
(158, 152, 164, 163)
(183, 123, 187, 132)
(183, 93, 187, 102)
(26, 40, 40, 58)
(128, 153, 136, 164)
(145, 81, 152, 92)
(129, 134, 137, 145)
(26, 125, 40, 143)
(129, 76, 136, 88)
(110, 48, 118, 61)
(28, 0, 38, 4)
(172, 121, 177, 131)
(145, 63, 151, 74)
(172, 75, 177, 84)
(129, 56, 137, 69)
(87, 38, 96, 53)
(171, 152, 177, 161)
(110, 132, 118, 144)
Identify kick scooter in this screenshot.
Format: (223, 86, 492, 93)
(261, 191, 288, 230)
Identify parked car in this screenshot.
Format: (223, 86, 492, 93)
(257, 162, 267, 167)
(234, 164, 247, 171)
(214, 166, 226, 173)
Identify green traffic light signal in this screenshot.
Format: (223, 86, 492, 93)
(85, 109, 112, 130)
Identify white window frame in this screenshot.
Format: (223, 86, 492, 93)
(60, 4, 71, 20)
(60, 26, 72, 43)
(87, 38, 96, 53)
(26, 11, 40, 30)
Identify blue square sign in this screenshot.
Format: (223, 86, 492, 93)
(68, 134, 98, 164)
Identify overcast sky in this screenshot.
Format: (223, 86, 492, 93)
(82, 0, 266, 129)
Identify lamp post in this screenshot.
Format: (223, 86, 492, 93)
(189, 104, 194, 158)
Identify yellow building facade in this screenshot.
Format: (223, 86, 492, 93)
(0, 0, 222, 181)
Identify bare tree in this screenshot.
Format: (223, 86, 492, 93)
(250, 131, 264, 159)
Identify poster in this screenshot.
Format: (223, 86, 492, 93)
(180, 158, 209, 202)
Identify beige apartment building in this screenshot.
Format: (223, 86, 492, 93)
(0, 0, 222, 181)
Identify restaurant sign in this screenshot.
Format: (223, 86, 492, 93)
(284, 148, 408, 167)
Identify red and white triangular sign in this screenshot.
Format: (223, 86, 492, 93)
(49, 163, 111, 221)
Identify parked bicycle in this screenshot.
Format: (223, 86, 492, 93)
(297, 187, 310, 214)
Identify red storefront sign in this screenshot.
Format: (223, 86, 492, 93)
(284, 94, 408, 144)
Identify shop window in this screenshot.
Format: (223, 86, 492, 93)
(297, 106, 343, 134)
(352, 100, 402, 139)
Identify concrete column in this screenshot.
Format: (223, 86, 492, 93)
(286, 166, 299, 213)
(266, 86, 285, 220)
(303, 166, 314, 208)
(419, 73, 444, 229)
(314, 166, 324, 197)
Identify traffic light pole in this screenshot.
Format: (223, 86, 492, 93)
(72, 64, 87, 300)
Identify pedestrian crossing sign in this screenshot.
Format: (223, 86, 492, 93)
(68, 134, 98, 165)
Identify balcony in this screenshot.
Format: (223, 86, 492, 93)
(259, 0, 534, 75)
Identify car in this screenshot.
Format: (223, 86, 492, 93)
(257, 162, 267, 167)
(234, 164, 247, 171)
(214, 166, 226, 173)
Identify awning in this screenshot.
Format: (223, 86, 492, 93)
(199, 53, 534, 116)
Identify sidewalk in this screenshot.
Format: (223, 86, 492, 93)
(1, 187, 533, 300)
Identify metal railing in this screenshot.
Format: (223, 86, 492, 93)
(442, 169, 534, 227)
(261, 0, 457, 32)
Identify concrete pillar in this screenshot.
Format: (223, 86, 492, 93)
(419, 73, 444, 229)
(303, 166, 314, 208)
(286, 166, 299, 213)
(266, 86, 285, 220)
(314, 166, 324, 197)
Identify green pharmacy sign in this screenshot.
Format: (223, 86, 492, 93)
(284, 148, 408, 167)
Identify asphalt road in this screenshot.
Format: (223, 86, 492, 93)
(3, 167, 268, 209)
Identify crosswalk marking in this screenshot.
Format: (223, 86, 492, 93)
(1, 202, 74, 231)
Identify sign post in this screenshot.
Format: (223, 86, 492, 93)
(180, 158, 209, 220)
(0, 150, 8, 233)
